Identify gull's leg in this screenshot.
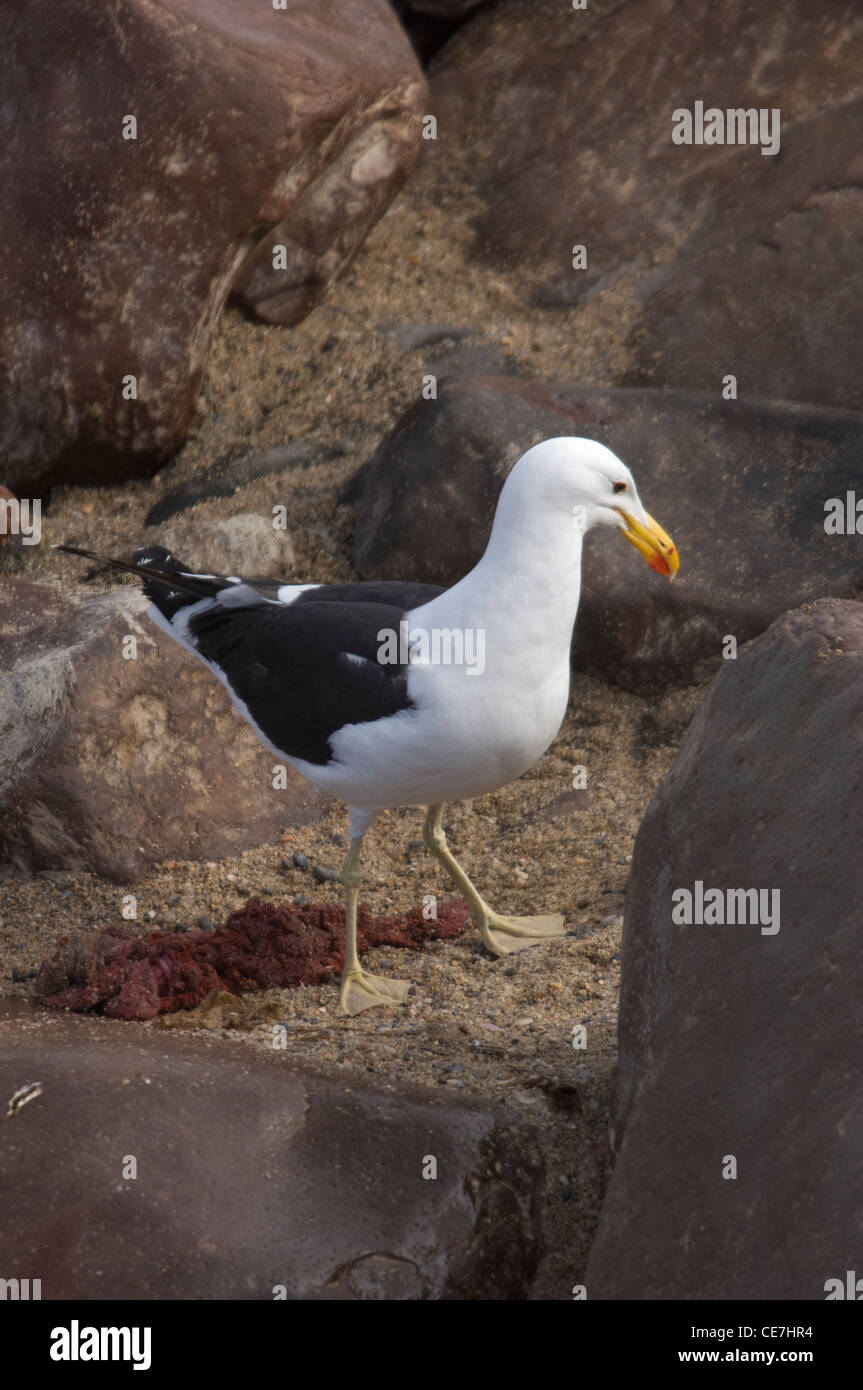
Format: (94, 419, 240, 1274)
(422, 803, 566, 957)
(338, 833, 411, 1015)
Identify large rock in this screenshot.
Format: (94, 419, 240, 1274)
(586, 600, 863, 1299)
(346, 376, 863, 690)
(0, 999, 542, 1299)
(429, 0, 863, 410)
(0, 581, 326, 881)
(622, 98, 863, 411)
(1, 0, 424, 494)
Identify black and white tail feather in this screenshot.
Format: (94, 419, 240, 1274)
(55, 543, 262, 613)
(55, 543, 444, 767)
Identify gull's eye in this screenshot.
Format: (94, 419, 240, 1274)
(613, 481, 627, 494)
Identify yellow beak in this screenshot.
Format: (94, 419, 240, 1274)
(615, 508, 679, 578)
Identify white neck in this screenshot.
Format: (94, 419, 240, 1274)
(419, 475, 586, 670)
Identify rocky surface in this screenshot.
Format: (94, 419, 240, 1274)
(348, 376, 863, 690)
(429, 0, 863, 410)
(1, 0, 424, 493)
(586, 599, 863, 1299)
(0, 998, 542, 1299)
(0, 583, 327, 880)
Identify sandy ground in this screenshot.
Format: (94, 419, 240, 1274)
(2, 146, 706, 1298)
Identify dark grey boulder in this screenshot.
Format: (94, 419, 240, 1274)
(622, 97, 863, 413)
(586, 599, 863, 1299)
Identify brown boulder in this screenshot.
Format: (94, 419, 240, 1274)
(0, 0, 424, 493)
(0, 582, 327, 881)
(586, 599, 863, 1299)
(0, 999, 542, 1299)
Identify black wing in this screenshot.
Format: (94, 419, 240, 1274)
(187, 597, 432, 765)
(56, 543, 446, 764)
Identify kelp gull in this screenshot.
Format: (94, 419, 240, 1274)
(58, 436, 678, 1014)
